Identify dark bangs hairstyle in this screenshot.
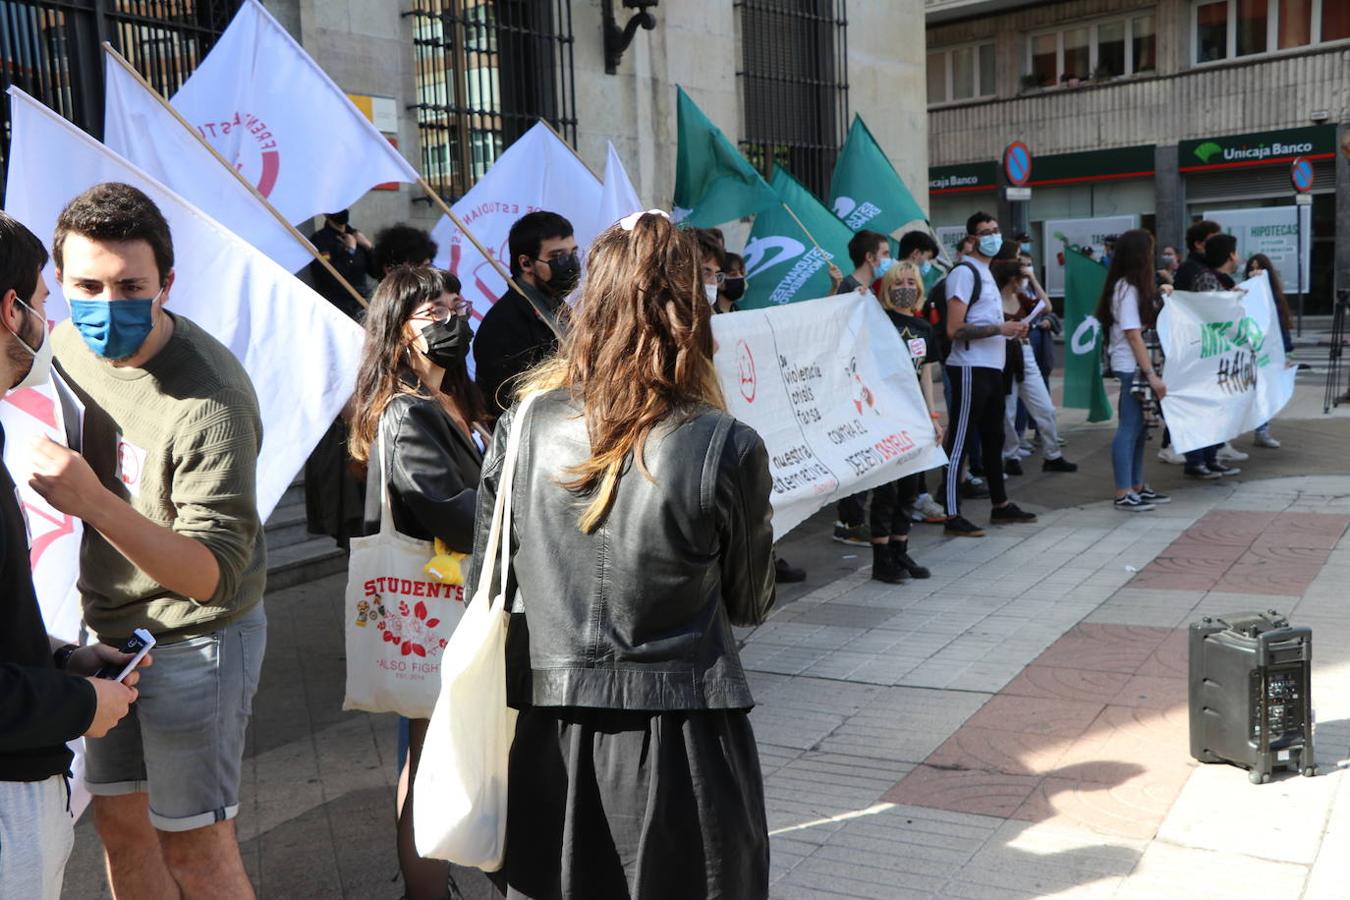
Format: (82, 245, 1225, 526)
(1244, 252, 1295, 334)
(519, 212, 725, 533)
(348, 265, 486, 465)
(1094, 229, 1159, 331)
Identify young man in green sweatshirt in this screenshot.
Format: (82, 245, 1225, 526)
(30, 183, 265, 899)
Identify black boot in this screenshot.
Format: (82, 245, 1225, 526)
(891, 542, 931, 579)
(871, 542, 907, 584)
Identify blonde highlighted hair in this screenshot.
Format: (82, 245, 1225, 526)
(518, 213, 726, 533)
(878, 260, 925, 313)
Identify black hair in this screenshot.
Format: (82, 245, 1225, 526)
(0, 211, 48, 306)
(1185, 219, 1221, 254)
(1094, 229, 1159, 331)
(372, 225, 438, 276)
(990, 241, 1024, 290)
(724, 252, 744, 275)
(693, 228, 726, 269)
(1203, 233, 1238, 269)
(508, 210, 573, 277)
(898, 230, 939, 260)
(847, 230, 888, 269)
(966, 211, 996, 236)
(54, 182, 173, 283)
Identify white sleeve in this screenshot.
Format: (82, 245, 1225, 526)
(1115, 283, 1142, 332)
(946, 266, 974, 305)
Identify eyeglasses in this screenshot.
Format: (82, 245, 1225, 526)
(975, 228, 1001, 237)
(411, 297, 471, 322)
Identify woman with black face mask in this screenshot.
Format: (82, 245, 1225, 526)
(716, 251, 747, 314)
(348, 265, 492, 899)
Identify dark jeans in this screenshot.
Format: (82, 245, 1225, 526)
(837, 493, 867, 527)
(940, 366, 1008, 516)
(1184, 445, 1220, 469)
(870, 473, 920, 540)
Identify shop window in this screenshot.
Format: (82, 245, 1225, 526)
(1026, 15, 1155, 85)
(1277, 0, 1312, 48)
(1195, 0, 1350, 64)
(927, 40, 996, 105)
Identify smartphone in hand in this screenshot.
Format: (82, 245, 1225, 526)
(96, 628, 156, 683)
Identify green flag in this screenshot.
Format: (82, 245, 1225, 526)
(738, 168, 853, 310)
(672, 87, 777, 228)
(1062, 246, 1114, 422)
(828, 116, 927, 240)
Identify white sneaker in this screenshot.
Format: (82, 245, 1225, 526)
(1018, 437, 1035, 452)
(915, 495, 947, 522)
(1016, 447, 1034, 459)
(1157, 446, 1185, 465)
(1218, 442, 1249, 462)
(1254, 430, 1281, 449)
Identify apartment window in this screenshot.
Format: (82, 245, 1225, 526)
(0, 1, 239, 201)
(740, 0, 849, 198)
(408, 0, 577, 201)
(1194, 0, 1350, 64)
(1026, 15, 1154, 86)
(927, 40, 995, 104)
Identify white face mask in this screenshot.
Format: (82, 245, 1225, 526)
(704, 283, 719, 305)
(7, 299, 51, 391)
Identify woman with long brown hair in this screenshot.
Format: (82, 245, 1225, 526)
(1094, 229, 1171, 511)
(474, 211, 774, 898)
(349, 265, 490, 899)
(1244, 252, 1296, 449)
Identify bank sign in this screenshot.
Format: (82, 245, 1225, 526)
(1180, 126, 1335, 172)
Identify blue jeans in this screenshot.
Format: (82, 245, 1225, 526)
(1184, 445, 1220, 469)
(1112, 373, 1147, 492)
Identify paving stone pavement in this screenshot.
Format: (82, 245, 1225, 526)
(60, 376, 1350, 898)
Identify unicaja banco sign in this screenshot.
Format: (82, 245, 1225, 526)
(1181, 126, 1334, 172)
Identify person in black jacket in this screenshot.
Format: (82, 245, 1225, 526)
(472, 211, 578, 420)
(348, 265, 490, 900)
(307, 209, 373, 320)
(477, 210, 774, 899)
(0, 211, 146, 899)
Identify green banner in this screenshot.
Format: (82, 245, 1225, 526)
(829, 116, 926, 239)
(1062, 248, 1114, 422)
(739, 168, 854, 310)
(672, 86, 778, 228)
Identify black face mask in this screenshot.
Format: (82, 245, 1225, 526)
(419, 316, 472, 368)
(541, 253, 580, 296)
(722, 276, 746, 303)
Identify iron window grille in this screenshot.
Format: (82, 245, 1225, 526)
(406, 0, 577, 202)
(737, 0, 848, 199)
(0, 0, 238, 201)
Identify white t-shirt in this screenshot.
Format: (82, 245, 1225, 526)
(944, 258, 1005, 370)
(1108, 280, 1144, 374)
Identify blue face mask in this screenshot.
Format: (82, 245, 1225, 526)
(920, 259, 933, 276)
(69, 296, 158, 360)
(1020, 242, 1033, 254)
(978, 234, 1003, 258)
(874, 256, 895, 278)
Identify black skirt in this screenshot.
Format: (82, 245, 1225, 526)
(490, 706, 769, 900)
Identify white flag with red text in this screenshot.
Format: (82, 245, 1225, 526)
(169, 0, 419, 225)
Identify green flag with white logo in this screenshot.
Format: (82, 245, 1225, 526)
(828, 116, 927, 242)
(1062, 245, 1114, 422)
(739, 168, 853, 310)
(672, 86, 778, 228)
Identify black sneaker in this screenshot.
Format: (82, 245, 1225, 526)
(1210, 461, 1242, 477)
(944, 515, 986, 538)
(960, 479, 991, 500)
(1114, 493, 1156, 512)
(891, 545, 931, 579)
(1004, 458, 1023, 476)
(991, 502, 1038, 524)
(832, 521, 871, 545)
(1138, 486, 1171, 504)
(1042, 456, 1078, 473)
(1185, 465, 1223, 480)
(774, 557, 806, 583)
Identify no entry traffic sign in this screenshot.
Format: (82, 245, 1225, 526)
(1004, 141, 1033, 187)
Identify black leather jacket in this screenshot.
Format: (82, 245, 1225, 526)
(469, 389, 775, 711)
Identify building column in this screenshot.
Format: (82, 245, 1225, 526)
(1336, 122, 1350, 296)
(1154, 144, 1184, 255)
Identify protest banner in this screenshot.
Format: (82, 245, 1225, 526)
(711, 293, 947, 540)
(1204, 205, 1312, 292)
(740, 168, 853, 310)
(1062, 249, 1114, 422)
(430, 122, 601, 313)
(672, 86, 777, 227)
(1044, 215, 1138, 296)
(4, 86, 363, 520)
(170, 0, 420, 226)
(1158, 273, 1296, 454)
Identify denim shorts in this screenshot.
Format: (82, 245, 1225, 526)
(84, 603, 266, 832)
